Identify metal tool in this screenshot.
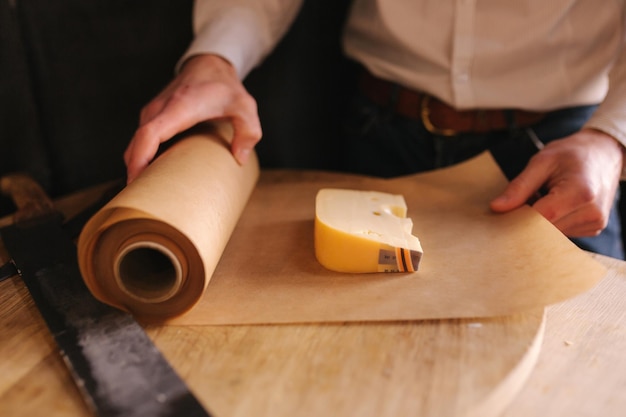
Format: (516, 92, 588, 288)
(0, 173, 212, 417)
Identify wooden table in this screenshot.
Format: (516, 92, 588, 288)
(0, 184, 624, 417)
(503, 252, 626, 417)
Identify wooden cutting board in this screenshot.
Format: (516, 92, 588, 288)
(0, 272, 545, 417)
(0, 176, 547, 417)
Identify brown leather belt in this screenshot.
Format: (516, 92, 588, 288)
(358, 70, 546, 136)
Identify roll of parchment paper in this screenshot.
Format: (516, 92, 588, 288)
(77, 126, 259, 322)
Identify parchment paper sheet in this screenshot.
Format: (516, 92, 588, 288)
(78, 128, 607, 324)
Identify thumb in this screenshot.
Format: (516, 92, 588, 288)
(490, 164, 548, 213)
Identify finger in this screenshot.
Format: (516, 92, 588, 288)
(139, 97, 167, 126)
(530, 175, 600, 223)
(532, 187, 607, 237)
(546, 203, 606, 237)
(490, 155, 551, 213)
(125, 95, 178, 182)
(125, 88, 220, 181)
(137, 80, 181, 126)
(124, 126, 161, 183)
(230, 110, 263, 165)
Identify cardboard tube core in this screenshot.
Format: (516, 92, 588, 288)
(114, 242, 183, 303)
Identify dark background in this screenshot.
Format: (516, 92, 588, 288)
(0, 0, 352, 200)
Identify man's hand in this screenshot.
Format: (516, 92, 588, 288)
(124, 54, 262, 182)
(490, 128, 624, 237)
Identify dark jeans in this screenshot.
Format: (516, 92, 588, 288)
(341, 93, 625, 259)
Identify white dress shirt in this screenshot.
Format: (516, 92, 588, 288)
(184, 0, 626, 145)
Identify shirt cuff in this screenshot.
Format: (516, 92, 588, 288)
(176, 6, 269, 79)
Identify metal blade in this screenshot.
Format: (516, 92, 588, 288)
(0, 258, 18, 282)
(1, 201, 212, 417)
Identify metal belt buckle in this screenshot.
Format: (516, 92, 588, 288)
(420, 95, 457, 136)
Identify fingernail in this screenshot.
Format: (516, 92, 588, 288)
(235, 148, 250, 165)
(492, 194, 508, 204)
(489, 194, 510, 211)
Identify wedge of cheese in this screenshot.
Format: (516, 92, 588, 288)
(314, 188, 423, 273)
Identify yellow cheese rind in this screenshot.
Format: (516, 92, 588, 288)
(314, 188, 423, 273)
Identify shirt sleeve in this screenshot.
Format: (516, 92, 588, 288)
(584, 11, 626, 149)
(177, 0, 304, 79)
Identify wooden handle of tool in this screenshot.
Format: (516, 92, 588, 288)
(0, 173, 57, 223)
